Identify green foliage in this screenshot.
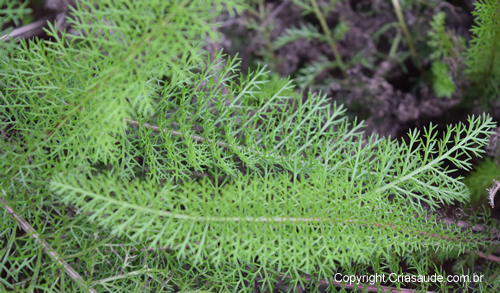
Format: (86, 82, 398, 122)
(273, 0, 348, 82)
(431, 61, 455, 98)
(273, 21, 349, 50)
(273, 23, 326, 49)
(463, 157, 500, 207)
(250, 71, 296, 105)
(49, 111, 497, 271)
(272, 18, 351, 89)
(427, 12, 455, 61)
(0, 0, 31, 78)
(426, 12, 464, 99)
(0, 0, 30, 29)
(464, 0, 500, 102)
(333, 21, 349, 41)
(1, 0, 499, 291)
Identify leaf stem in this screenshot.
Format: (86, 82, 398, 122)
(0, 191, 97, 293)
(390, 0, 422, 73)
(309, 0, 347, 78)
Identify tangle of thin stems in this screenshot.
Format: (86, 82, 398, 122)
(0, 191, 97, 293)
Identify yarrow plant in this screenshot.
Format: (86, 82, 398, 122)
(464, 0, 500, 103)
(0, 0, 499, 292)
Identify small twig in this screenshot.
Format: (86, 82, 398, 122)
(0, 191, 97, 293)
(434, 2, 461, 20)
(159, 271, 175, 289)
(0, 15, 55, 41)
(472, 251, 500, 263)
(440, 217, 500, 236)
(262, 1, 289, 27)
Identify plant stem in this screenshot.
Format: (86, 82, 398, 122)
(390, 0, 422, 73)
(92, 268, 152, 285)
(473, 251, 500, 263)
(0, 192, 97, 293)
(259, 0, 279, 71)
(309, 0, 347, 78)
